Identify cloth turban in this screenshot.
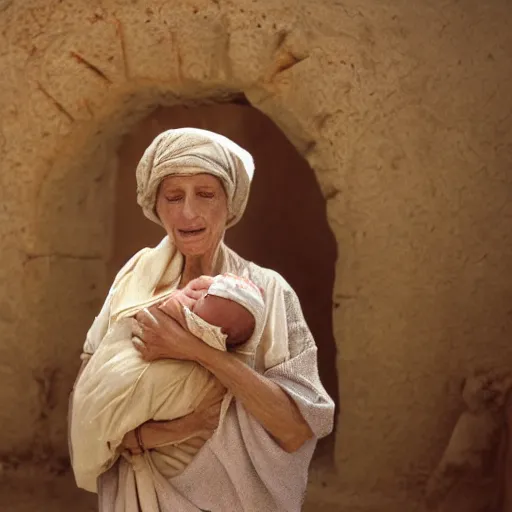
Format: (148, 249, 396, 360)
(136, 128, 255, 228)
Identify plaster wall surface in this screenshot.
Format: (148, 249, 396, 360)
(0, 0, 511, 509)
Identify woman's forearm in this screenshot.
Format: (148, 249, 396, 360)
(122, 380, 225, 453)
(121, 413, 207, 453)
(133, 305, 313, 452)
(194, 345, 313, 453)
(140, 415, 206, 449)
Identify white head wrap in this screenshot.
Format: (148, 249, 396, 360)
(136, 128, 255, 228)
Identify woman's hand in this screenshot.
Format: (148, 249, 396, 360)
(121, 403, 222, 455)
(158, 296, 188, 328)
(121, 382, 225, 454)
(121, 428, 143, 455)
(181, 275, 214, 300)
(132, 305, 205, 362)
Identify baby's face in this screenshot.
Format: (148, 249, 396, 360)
(192, 293, 233, 326)
(193, 293, 255, 344)
(179, 277, 256, 344)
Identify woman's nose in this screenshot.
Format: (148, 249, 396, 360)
(182, 196, 199, 220)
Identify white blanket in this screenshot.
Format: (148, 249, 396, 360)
(70, 316, 224, 493)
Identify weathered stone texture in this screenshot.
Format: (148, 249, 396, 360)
(0, 0, 511, 509)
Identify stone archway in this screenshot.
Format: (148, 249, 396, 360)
(111, 102, 340, 454)
(20, 87, 341, 463)
(4, 1, 512, 511)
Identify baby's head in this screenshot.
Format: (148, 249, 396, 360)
(190, 273, 264, 346)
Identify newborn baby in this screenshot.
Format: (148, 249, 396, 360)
(71, 272, 265, 493)
(156, 273, 261, 349)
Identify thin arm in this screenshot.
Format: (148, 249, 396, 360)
(193, 343, 313, 453)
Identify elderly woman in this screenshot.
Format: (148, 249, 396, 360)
(71, 128, 335, 511)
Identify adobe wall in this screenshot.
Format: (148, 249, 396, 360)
(0, 0, 511, 508)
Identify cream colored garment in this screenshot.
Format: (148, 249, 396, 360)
(70, 237, 267, 497)
(72, 128, 258, 502)
(135, 128, 254, 228)
(71, 314, 224, 494)
(71, 238, 264, 495)
(74, 129, 335, 510)
(96, 243, 336, 512)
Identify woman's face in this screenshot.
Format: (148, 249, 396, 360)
(155, 173, 229, 257)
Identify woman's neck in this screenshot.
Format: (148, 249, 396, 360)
(179, 246, 223, 288)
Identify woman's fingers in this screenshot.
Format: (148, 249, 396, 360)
(132, 337, 158, 362)
(148, 305, 180, 328)
(132, 336, 145, 352)
(122, 429, 145, 455)
(189, 275, 214, 290)
(135, 307, 158, 328)
(183, 276, 214, 300)
(133, 336, 155, 361)
(182, 288, 205, 301)
(131, 303, 202, 361)
(132, 319, 145, 339)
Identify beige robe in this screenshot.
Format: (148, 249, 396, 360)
(72, 238, 335, 512)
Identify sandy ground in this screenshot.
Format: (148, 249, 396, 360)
(0, 464, 340, 512)
(0, 470, 96, 512)
(0, 434, 340, 511)
(0, 472, 341, 512)
(0, 451, 407, 512)
(0, 469, 421, 512)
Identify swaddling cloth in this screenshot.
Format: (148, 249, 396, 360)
(70, 309, 228, 493)
(71, 273, 265, 493)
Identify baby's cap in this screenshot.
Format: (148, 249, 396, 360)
(207, 273, 265, 327)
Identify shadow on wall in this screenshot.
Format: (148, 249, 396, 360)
(112, 102, 339, 448)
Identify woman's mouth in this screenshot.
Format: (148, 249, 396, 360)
(177, 228, 206, 238)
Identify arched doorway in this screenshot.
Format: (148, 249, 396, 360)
(112, 101, 339, 454)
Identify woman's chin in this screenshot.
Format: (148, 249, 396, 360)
(172, 229, 223, 258)
(176, 240, 211, 257)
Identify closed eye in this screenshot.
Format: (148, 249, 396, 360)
(166, 195, 183, 203)
(198, 191, 215, 199)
